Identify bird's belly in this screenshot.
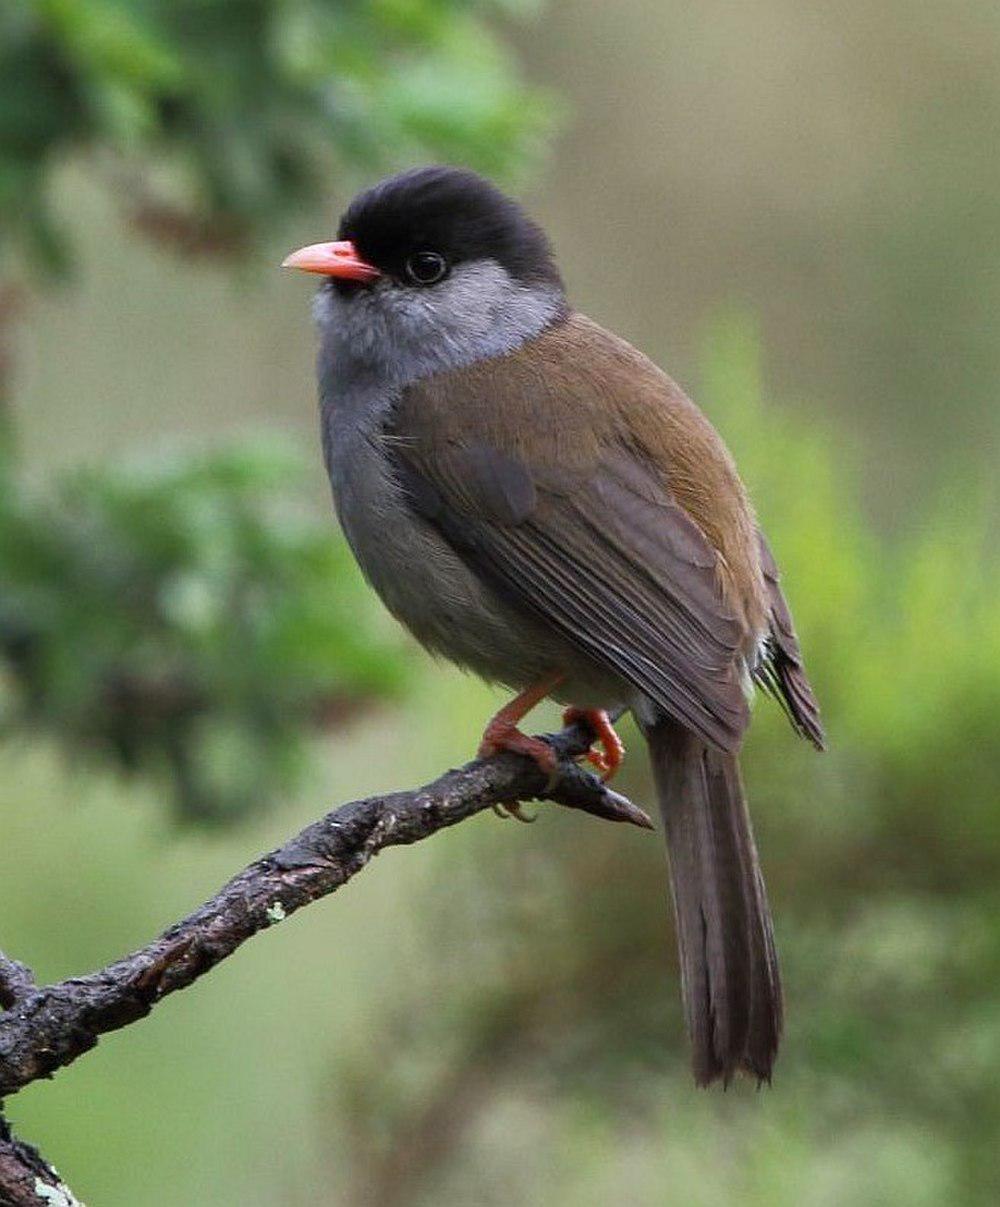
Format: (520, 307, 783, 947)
(332, 432, 555, 689)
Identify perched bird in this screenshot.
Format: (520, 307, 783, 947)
(283, 166, 824, 1086)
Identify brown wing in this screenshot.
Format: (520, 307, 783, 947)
(754, 532, 825, 750)
(390, 382, 754, 754)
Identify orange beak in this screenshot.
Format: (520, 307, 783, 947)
(281, 240, 381, 282)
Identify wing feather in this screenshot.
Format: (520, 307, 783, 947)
(397, 438, 750, 752)
(755, 532, 825, 750)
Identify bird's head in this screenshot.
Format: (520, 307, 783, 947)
(284, 165, 566, 383)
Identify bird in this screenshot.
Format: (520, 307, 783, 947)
(283, 165, 824, 1086)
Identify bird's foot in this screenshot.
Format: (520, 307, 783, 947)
(561, 707, 625, 781)
(478, 720, 558, 778)
(477, 671, 565, 793)
(480, 724, 555, 823)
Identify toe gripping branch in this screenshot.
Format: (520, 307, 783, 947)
(561, 707, 625, 780)
(483, 706, 652, 831)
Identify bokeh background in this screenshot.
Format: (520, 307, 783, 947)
(2, 1, 999, 1203)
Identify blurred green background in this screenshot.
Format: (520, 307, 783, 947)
(2, 1, 999, 1204)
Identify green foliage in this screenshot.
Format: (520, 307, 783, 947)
(0, 0, 552, 821)
(0, 442, 409, 823)
(0, 0, 554, 276)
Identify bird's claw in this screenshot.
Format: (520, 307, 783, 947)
(562, 708, 626, 781)
(492, 801, 537, 823)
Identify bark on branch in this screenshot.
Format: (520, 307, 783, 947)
(0, 960, 34, 1014)
(0, 1119, 77, 1207)
(0, 718, 648, 1202)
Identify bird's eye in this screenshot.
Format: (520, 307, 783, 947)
(405, 251, 448, 285)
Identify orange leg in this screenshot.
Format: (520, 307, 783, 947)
(478, 670, 565, 777)
(561, 708, 626, 781)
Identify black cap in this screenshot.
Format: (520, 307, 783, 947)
(337, 165, 563, 291)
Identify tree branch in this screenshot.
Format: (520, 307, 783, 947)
(0, 959, 34, 1014)
(0, 1118, 81, 1207)
(0, 719, 649, 1102)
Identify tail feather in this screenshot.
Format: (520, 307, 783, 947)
(642, 715, 782, 1085)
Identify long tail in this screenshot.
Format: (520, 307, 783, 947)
(640, 714, 783, 1086)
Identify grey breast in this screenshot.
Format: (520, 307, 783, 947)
(320, 372, 558, 688)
